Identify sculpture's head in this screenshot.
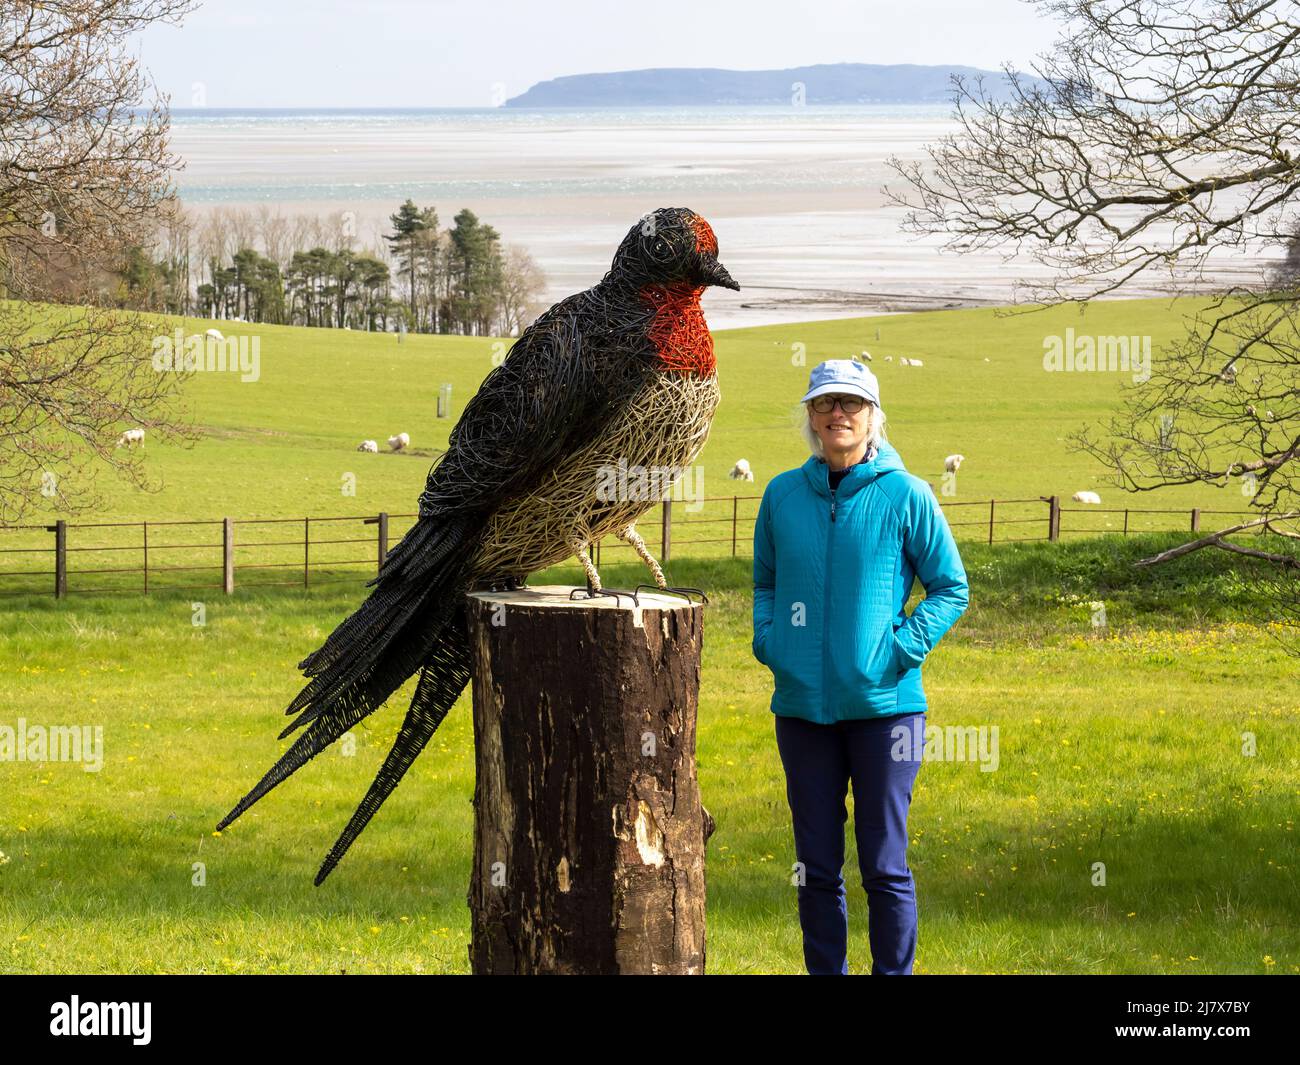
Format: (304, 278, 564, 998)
(605, 207, 740, 293)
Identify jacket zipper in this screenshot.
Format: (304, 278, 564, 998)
(822, 478, 835, 719)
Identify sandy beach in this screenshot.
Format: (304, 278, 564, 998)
(169, 106, 1275, 329)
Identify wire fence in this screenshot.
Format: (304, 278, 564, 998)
(0, 494, 1274, 599)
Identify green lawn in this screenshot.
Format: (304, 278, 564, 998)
(0, 296, 1272, 595)
(1, 299, 1296, 973)
(1, 539, 1296, 974)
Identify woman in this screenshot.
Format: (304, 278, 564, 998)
(752, 358, 969, 975)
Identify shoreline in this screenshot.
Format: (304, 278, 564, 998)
(167, 110, 1282, 330)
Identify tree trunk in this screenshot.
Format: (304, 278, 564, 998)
(465, 585, 713, 974)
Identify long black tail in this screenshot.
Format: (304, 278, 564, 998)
(217, 514, 478, 881)
(313, 617, 472, 884)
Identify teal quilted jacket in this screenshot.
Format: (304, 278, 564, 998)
(752, 441, 969, 723)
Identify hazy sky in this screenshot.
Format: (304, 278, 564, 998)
(135, 0, 1063, 108)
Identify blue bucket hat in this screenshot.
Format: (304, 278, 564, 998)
(801, 359, 880, 405)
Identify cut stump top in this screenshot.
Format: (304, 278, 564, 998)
(466, 584, 700, 620)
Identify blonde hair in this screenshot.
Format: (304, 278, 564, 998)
(798, 400, 887, 459)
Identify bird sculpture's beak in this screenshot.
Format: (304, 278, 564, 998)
(699, 256, 740, 291)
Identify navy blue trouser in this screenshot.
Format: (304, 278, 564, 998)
(774, 711, 925, 975)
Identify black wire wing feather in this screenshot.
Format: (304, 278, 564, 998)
(415, 288, 656, 519)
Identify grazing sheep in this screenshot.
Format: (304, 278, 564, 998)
(729, 458, 754, 481)
(899, 356, 912, 366)
(884, 355, 893, 362)
(983, 357, 990, 362)
(909, 357, 924, 367)
(387, 432, 410, 452)
(944, 454, 964, 474)
(858, 350, 873, 362)
(116, 428, 145, 449)
(1072, 490, 1102, 504)
(205, 327, 224, 341)
(356, 440, 379, 453)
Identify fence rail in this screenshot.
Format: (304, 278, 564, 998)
(0, 494, 1279, 599)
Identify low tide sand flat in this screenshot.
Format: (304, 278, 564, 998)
(171, 105, 1276, 329)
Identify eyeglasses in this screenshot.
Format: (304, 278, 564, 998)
(809, 394, 869, 414)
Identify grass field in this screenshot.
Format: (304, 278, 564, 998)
(2, 298, 1297, 974)
(0, 296, 1270, 595)
(1, 542, 1296, 974)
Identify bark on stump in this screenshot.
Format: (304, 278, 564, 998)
(465, 585, 712, 974)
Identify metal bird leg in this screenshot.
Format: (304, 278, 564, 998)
(619, 523, 708, 603)
(568, 535, 638, 605)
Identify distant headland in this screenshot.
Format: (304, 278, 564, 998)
(504, 62, 1045, 107)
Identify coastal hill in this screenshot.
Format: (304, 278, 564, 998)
(504, 62, 1046, 107)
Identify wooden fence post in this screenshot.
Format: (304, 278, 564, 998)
(988, 500, 996, 545)
(732, 496, 738, 556)
(223, 518, 234, 594)
(661, 499, 672, 564)
(143, 521, 149, 594)
(465, 585, 712, 974)
(53, 520, 67, 599)
(303, 518, 310, 588)
(364, 512, 391, 575)
(1048, 495, 1060, 541)
(1191, 507, 1200, 532)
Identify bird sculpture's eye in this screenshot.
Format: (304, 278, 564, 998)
(652, 238, 669, 259)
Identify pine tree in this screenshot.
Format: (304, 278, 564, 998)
(386, 200, 437, 327)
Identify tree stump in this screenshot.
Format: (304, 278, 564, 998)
(465, 585, 713, 974)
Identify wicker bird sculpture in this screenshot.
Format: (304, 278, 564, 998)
(217, 206, 739, 884)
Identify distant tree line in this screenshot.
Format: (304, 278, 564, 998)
(118, 199, 547, 336)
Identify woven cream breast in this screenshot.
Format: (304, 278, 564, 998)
(472, 370, 720, 576)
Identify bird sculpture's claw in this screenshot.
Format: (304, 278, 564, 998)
(569, 587, 641, 606)
(637, 584, 709, 604)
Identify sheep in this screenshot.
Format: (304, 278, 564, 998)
(944, 454, 964, 474)
(884, 355, 893, 362)
(909, 357, 924, 367)
(729, 458, 754, 482)
(858, 350, 873, 362)
(1072, 490, 1102, 504)
(387, 432, 410, 452)
(899, 356, 912, 366)
(116, 428, 145, 449)
(205, 327, 224, 341)
(356, 440, 379, 453)
(983, 357, 990, 362)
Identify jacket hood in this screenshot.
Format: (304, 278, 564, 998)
(800, 439, 907, 498)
